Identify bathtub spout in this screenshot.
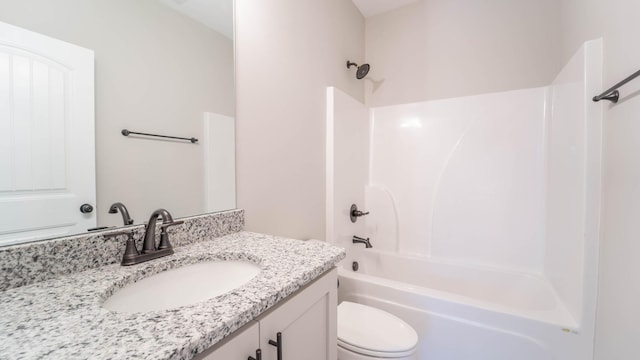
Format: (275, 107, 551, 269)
(352, 236, 372, 248)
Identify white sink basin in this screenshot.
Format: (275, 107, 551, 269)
(103, 260, 261, 313)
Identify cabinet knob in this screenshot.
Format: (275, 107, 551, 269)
(268, 332, 283, 360)
(248, 348, 262, 360)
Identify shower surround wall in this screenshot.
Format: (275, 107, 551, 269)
(326, 87, 369, 249)
(369, 88, 546, 272)
(327, 39, 602, 359)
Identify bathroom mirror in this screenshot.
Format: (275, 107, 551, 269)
(0, 0, 235, 246)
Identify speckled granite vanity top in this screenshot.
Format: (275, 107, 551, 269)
(0, 232, 345, 360)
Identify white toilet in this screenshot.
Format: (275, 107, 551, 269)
(337, 301, 419, 360)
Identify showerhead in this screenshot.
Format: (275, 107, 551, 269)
(356, 64, 370, 79)
(347, 61, 370, 80)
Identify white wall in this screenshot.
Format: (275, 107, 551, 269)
(369, 88, 546, 272)
(235, 0, 365, 240)
(364, 0, 562, 107)
(0, 0, 235, 226)
(559, 1, 640, 359)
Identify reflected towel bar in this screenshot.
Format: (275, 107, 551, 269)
(593, 69, 640, 103)
(121, 129, 198, 143)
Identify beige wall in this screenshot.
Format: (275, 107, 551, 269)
(235, 0, 365, 240)
(560, 1, 640, 359)
(0, 0, 234, 227)
(365, 0, 562, 106)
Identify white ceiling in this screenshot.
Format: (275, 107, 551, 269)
(158, 0, 418, 38)
(158, 0, 233, 39)
(351, 0, 420, 18)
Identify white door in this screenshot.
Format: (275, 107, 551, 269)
(0, 21, 95, 246)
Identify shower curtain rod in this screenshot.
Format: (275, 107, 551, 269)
(593, 68, 640, 103)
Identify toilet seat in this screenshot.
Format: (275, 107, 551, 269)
(337, 301, 418, 358)
(338, 339, 416, 358)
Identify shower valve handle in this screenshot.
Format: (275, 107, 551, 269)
(350, 204, 369, 223)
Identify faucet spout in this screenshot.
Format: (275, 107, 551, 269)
(352, 235, 372, 248)
(108, 202, 134, 225)
(142, 209, 176, 254)
(116, 208, 182, 266)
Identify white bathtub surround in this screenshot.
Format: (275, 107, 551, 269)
(326, 38, 603, 359)
(339, 256, 561, 360)
(370, 87, 547, 269)
(342, 250, 575, 327)
(326, 87, 370, 245)
(544, 39, 603, 332)
(0, 232, 345, 359)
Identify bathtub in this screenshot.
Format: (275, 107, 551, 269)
(337, 249, 587, 360)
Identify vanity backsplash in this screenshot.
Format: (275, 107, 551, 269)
(0, 209, 244, 291)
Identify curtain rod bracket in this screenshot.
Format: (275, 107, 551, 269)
(593, 69, 640, 103)
(592, 90, 619, 103)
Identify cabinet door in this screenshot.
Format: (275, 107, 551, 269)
(260, 269, 337, 360)
(197, 321, 260, 360)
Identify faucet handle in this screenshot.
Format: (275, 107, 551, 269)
(103, 230, 141, 265)
(158, 220, 184, 250)
(350, 204, 370, 223)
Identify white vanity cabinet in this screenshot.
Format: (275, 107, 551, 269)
(259, 267, 338, 360)
(201, 321, 260, 360)
(198, 268, 337, 360)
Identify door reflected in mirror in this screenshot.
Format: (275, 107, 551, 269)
(0, 0, 235, 246)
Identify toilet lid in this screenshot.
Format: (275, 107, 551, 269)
(337, 302, 418, 356)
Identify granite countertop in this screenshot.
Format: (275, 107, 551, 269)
(0, 232, 346, 360)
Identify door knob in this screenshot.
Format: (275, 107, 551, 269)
(80, 203, 94, 214)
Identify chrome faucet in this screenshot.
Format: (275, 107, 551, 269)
(352, 235, 372, 248)
(108, 202, 134, 225)
(117, 209, 183, 266)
